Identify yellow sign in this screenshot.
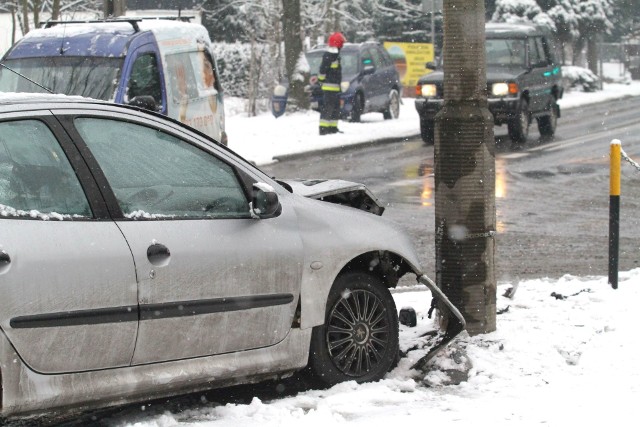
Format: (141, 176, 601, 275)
(383, 42, 434, 90)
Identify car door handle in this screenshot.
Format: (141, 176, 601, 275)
(0, 250, 10, 265)
(147, 243, 170, 266)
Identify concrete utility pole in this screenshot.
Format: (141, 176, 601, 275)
(434, 0, 496, 335)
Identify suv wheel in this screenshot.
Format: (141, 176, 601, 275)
(350, 93, 364, 122)
(383, 90, 400, 120)
(306, 272, 399, 387)
(508, 99, 530, 143)
(537, 103, 558, 137)
(420, 117, 435, 145)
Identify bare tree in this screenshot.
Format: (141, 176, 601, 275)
(282, 0, 308, 110)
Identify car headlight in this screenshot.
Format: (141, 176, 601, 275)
(341, 81, 350, 92)
(420, 84, 437, 97)
(491, 82, 519, 96)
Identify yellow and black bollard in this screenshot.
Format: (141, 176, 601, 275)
(609, 139, 621, 289)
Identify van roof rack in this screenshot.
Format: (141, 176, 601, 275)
(43, 16, 195, 33)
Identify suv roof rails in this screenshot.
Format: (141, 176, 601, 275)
(43, 16, 195, 33)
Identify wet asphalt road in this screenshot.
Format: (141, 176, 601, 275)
(262, 95, 640, 283)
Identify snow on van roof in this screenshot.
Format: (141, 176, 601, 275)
(24, 22, 135, 39)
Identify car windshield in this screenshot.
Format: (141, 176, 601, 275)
(306, 50, 360, 77)
(486, 38, 526, 67)
(0, 57, 122, 100)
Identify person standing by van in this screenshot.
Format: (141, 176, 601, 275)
(318, 32, 346, 135)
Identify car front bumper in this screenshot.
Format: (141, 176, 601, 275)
(415, 96, 520, 124)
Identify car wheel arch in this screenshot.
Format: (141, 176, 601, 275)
(298, 250, 418, 330)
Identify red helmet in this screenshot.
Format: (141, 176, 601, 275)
(328, 32, 346, 49)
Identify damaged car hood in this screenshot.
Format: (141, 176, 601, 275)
(278, 179, 385, 216)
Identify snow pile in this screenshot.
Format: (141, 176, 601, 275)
(117, 270, 640, 426)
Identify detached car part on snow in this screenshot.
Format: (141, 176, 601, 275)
(0, 94, 463, 418)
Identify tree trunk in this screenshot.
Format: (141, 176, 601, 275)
(282, 0, 309, 110)
(52, 0, 61, 21)
(247, 33, 258, 117)
(587, 36, 599, 75)
(32, 0, 40, 29)
(104, 0, 126, 18)
(21, 0, 30, 34)
(10, 5, 16, 44)
(435, 0, 496, 336)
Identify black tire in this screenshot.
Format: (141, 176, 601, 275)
(383, 90, 400, 120)
(537, 102, 558, 137)
(307, 272, 399, 387)
(420, 117, 435, 145)
(350, 93, 363, 122)
(507, 99, 530, 143)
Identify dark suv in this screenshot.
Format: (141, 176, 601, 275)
(307, 42, 402, 122)
(415, 23, 563, 143)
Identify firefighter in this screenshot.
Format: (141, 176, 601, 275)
(318, 32, 346, 135)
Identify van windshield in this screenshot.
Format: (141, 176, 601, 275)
(0, 57, 123, 100)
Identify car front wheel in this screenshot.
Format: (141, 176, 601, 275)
(307, 271, 399, 387)
(508, 99, 530, 143)
(383, 90, 400, 120)
(420, 117, 435, 145)
(537, 102, 558, 137)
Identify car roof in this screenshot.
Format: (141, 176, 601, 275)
(485, 22, 546, 38)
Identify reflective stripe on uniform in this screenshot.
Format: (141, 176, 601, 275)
(322, 83, 340, 92)
(330, 61, 339, 69)
(318, 74, 326, 81)
(319, 119, 338, 128)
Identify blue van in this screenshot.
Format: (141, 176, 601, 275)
(0, 17, 227, 145)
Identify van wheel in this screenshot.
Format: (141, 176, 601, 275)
(537, 103, 558, 137)
(383, 90, 400, 120)
(508, 99, 530, 143)
(306, 272, 399, 387)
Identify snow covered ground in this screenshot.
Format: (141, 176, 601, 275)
(98, 73, 640, 426)
(113, 272, 640, 427)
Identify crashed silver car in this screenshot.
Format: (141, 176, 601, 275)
(0, 94, 462, 418)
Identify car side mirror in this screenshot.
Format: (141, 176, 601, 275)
(426, 61, 437, 70)
(362, 64, 375, 75)
(128, 95, 158, 112)
(250, 182, 281, 219)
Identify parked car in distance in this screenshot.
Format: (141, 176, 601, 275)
(307, 42, 402, 122)
(415, 23, 563, 144)
(0, 17, 228, 145)
(0, 93, 432, 418)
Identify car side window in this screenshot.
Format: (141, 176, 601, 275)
(537, 37, 551, 66)
(528, 37, 541, 67)
(74, 118, 250, 219)
(369, 47, 384, 69)
(127, 53, 163, 108)
(0, 120, 92, 219)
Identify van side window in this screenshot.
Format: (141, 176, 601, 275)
(128, 53, 162, 107)
(165, 52, 200, 103)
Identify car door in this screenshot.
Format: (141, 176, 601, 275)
(71, 114, 304, 365)
(0, 114, 138, 374)
(368, 46, 391, 109)
(526, 36, 549, 112)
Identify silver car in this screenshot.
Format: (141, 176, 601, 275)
(0, 94, 438, 418)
